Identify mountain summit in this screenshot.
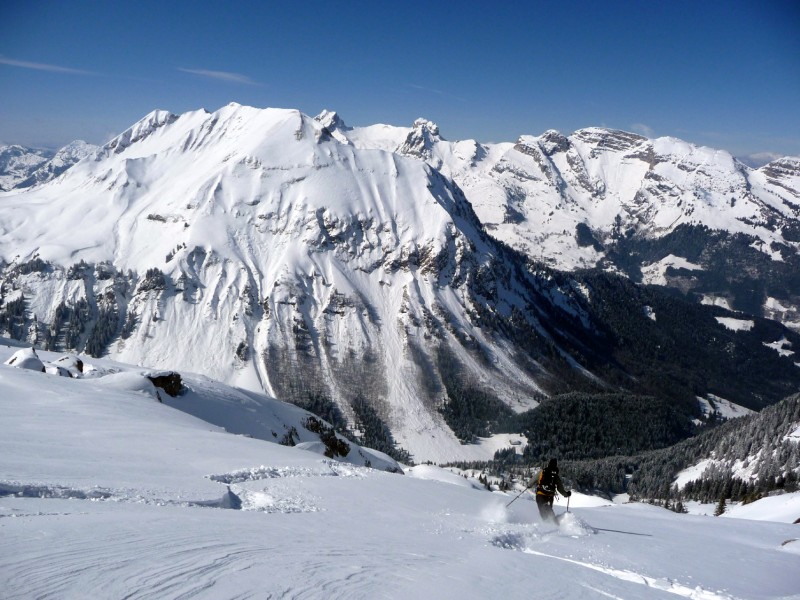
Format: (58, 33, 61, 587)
(0, 105, 582, 459)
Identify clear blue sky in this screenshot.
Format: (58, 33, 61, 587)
(1, 0, 798, 158)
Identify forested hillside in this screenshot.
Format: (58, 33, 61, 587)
(571, 270, 800, 412)
(563, 393, 800, 503)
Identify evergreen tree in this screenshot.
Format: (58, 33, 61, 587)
(714, 497, 727, 516)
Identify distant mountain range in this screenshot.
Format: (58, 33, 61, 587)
(0, 140, 97, 191)
(1, 105, 798, 461)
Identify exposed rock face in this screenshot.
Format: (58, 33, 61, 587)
(398, 119, 442, 160)
(146, 372, 183, 397)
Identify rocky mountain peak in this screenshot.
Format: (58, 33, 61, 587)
(398, 119, 442, 159)
(572, 127, 647, 152)
(539, 129, 571, 156)
(314, 110, 348, 132)
(102, 109, 179, 155)
(761, 156, 800, 178)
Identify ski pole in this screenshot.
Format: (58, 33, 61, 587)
(505, 486, 528, 508)
(566, 495, 570, 513)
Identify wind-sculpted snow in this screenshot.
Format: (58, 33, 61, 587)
(207, 461, 367, 485)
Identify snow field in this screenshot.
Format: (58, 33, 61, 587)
(3, 348, 800, 598)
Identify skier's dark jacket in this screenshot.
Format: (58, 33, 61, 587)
(534, 459, 568, 498)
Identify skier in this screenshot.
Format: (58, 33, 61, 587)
(529, 458, 571, 524)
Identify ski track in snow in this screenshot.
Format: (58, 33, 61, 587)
(3, 490, 799, 599)
(522, 549, 738, 600)
(487, 512, 744, 600)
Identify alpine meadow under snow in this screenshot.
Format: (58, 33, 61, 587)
(2, 340, 800, 600)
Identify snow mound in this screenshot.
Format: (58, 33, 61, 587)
(53, 354, 83, 374)
(3, 347, 45, 372)
(91, 372, 161, 400)
(723, 491, 800, 524)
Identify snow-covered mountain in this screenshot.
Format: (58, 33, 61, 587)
(14, 140, 97, 189)
(322, 114, 800, 329)
(0, 104, 600, 461)
(0, 144, 52, 191)
(0, 140, 97, 191)
(1, 104, 798, 462)
(672, 393, 800, 501)
(2, 339, 799, 600)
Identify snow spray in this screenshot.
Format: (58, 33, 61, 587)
(557, 512, 596, 537)
(481, 502, 510, 524)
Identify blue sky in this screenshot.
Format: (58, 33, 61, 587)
(1, 0, 798, 159)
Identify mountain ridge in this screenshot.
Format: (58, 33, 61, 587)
(321, 114, 800, 329)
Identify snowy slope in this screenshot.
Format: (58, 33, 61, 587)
(0, 104, 606, 462)
(0, 340, 400, 473)
(2, 347, 799, 599)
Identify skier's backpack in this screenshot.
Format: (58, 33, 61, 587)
(538, 467, 557, 495)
